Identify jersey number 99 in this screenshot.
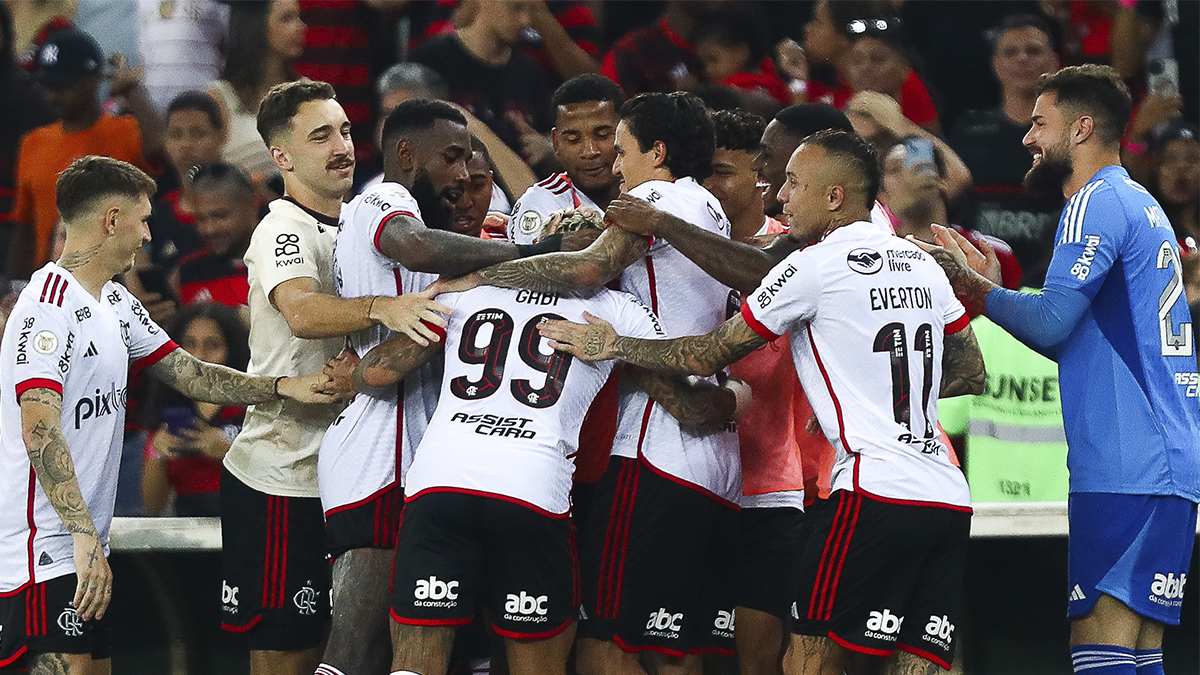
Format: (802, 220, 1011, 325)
(450, 309, 574, 408)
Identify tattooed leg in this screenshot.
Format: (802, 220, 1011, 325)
(28, 652, 89, 675)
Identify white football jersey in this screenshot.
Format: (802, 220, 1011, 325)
(611, 177, 742, 503)
(507, 172, 601, 244)
(0, 265, 173, 591)
(403, 285, 664, 515)
(318, 182, 441, 514)
(742, 221, 972, 510)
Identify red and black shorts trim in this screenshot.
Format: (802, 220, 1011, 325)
(0, 574, 112, 668)
(791, 490, 969, 670)
(390, 489, 578, 639)
(577, 456, 738, 657)
(324, 481, 404, 561)
(735, 505, 806, 620)
(219, 468, 331, 651)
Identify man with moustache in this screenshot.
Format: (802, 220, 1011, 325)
(508, 74, 625, 244)
(920, 65, 1200, 675)
(219, 81, 447, 675)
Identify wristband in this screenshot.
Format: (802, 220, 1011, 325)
(274, 376, 285, 399)
(516, 234, 564, 257)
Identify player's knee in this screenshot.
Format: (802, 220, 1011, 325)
(575, 639, 634, 675)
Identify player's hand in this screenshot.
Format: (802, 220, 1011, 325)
(724, 375, 753, 420)
(108, 52, 144, 99)
(606, 193, 666, 237)
(805, 413, 821, 436)
(428, 273, 482, 297)
(540, 312, 618, 361)
(369, 288, 451, 347)
(71, 531, 112, 621)
(278, 373, 340, 404)
(911, 225, 1002, 286)
(776, 38, 808, 83)
(322, 349, 361, 400)
(180, 417, 231, 460)
(151, 425, 184, 459)
(561, 227, 603, 251)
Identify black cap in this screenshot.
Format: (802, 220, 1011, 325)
(34, 29, 103, 87)
(1151, 119, 1199, 155)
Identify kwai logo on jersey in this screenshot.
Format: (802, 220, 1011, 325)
(645, 608, 684, 638)
(222, 581, 239, 611)
(1149, 573, 1187, 607)
(14, 317, 34, 365)
(712, 609, 735, 639)
(57, 607, 84, 637)
(922, 615, 955, 650)
(504, 592, 549, 622)
(294, 582, 318, 615)
(57, 331, 75, 373)
(847, 248, 883, 275)
(1070, 235, 1101, 281)
(755, 264, 798, 308)
(864, 608, 904, 641)
(414, 576, 459, 607)
(74, 383, 128, 429)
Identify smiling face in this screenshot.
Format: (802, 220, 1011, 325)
(779, 144, 832, 242)
(755, 120, 802, 217)
(193, 186, 258, 256)
(553, 100, 620, 194)
(1022, 92, 1075, 197)
(276, 98, 356, 200)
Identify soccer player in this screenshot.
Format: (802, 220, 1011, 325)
(436, 91, 742, 674)
(218, 81, 447, 675)
(540, 130, 987, 674)
(917, 65, 1200, 675)
(508, 74, 625, 244)
(0, 156, 334, 674)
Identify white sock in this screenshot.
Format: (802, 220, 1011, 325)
(315, 666, 346, 675)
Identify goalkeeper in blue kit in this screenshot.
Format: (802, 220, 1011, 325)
(917, 64, 1199, 675)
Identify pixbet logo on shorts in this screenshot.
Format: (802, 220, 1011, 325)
(1149, 573, 1187, 607)
(503, 591, 549, 623)
(414, 576, 459, 608)
(645, 607, 684, 639)
(864, 608, 904, 641)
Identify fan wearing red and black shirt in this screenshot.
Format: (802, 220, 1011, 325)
(600, 0, 720, 97)
(174, 163, 258, 308)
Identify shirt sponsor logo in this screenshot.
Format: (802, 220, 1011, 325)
(363, 191, 394, 212)
(864, 608, 904, 641)
(57, 331, 75, 373)
(275, 233, 301, 258)
(222, 581, 239, 611)
(712, 609, 735, 639)
(1070, 234, 1101, 281)
(886, 248, 924, 272)
(869, 286, 933, 311)
(1149, 573, 1187, 607)
(38, 552, 53, 566)
(644, 607, 683, 638)
(14, 317, 34, 365)
(755, 264, 797, 308)
(450, 412, 536, 439)
(75, 307, 91, 322)
(57, 607, 84, 637)
(414, 576, 459, 607)
(646, 190, 664, 204)
(33, 330, 58, 355)
(1174, 372, 1199, 398)
(129, 297, 159, 335)
(847, 248, 883, 275)
(504, 591, 549, 623)
(922, 614, 955, 651)
(74, 383, 128, 429)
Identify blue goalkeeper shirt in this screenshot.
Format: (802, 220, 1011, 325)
(986, 165, 1200, 500)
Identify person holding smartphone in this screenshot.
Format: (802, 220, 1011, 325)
(142, 303, 250, 516)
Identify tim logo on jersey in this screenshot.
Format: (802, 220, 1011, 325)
(74, 383, 127, 429)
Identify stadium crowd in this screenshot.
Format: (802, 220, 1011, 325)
(0, 1, 1197, 675)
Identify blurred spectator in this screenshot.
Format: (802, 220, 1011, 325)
(9, 28, 152, 278)
(693, 4, 789, 110)
(74, 0, 139, 101)
(876, 136, 1022, 308)
(137, 0, 229, 112)
(703, 109, 778, 242)
(949, 13, 1062, 287)
(412, 0, 553, 171)
(844, 18, 941, 134)
(599, 0, 719, 97)
(508, 73, 623, 243)
(1110, 0, 1198, 124)
(208, 0, 305, 184)
(1147, 120, 1199, 253)
(7, 0, 76, 60)
(145, 91, 226, 283)
(0, 3, 56, 278)
(142, 302, 250, 516)
(374, 62, 448, 149)
(176, 162, 257, 307)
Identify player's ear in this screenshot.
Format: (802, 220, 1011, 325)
(1072, 115, 1095, 145)
(651, 140, 667, 168)
(104, 205, 120, 235)
(551, 127, 559, 152)
(828, 184, 845, 212)
(395, 139, 416, 172)
(271, 145, 292, 172)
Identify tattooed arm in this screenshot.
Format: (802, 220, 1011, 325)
(540, 312, 767, 377)
(378, 212, 523, 278)
(468, 227, 649, 294)
(941, 324, 987, 397)
(19, 388, 112, 621)
(145, 348, 338, 405)
(352, 334, 444, 398)
(626, 367, 740, 430)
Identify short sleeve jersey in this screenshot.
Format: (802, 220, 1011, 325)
(742, 222, 972, 510)
(0, 265, 174, 591)
(224, 198, 343, 498)
(403, 285, 663, 515)
(507, 172, 601, 244)
(317, 183, 441, 512)
(610, 177, 742, 503)
(1041, 166, 1200, 499)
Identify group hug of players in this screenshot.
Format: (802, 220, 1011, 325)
(3, 62, 1198, 675)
